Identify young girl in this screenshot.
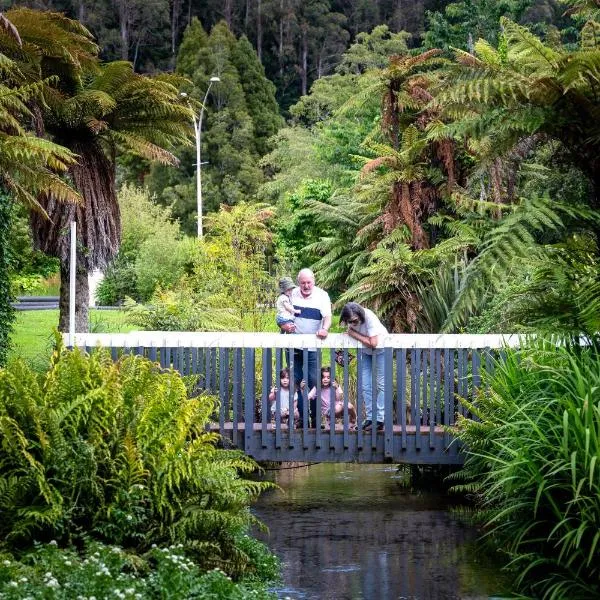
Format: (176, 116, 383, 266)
(307, 367, 357, 428)
(268, 368, 300, 424)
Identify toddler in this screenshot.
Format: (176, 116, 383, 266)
(276, 276, 301, 329)
(307, 367, 357, 428)
(268, 368, 300, 424)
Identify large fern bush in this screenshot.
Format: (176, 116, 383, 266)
(452, 337, 600, 599)
(0, 344, 273, 579)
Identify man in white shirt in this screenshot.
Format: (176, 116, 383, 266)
(280, 268, 331, 427)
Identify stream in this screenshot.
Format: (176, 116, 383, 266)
(253, 463, 508, 600)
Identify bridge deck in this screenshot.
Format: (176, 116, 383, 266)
(212, 422, 462, 464)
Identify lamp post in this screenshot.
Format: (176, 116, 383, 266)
(182, 75, 220, 238)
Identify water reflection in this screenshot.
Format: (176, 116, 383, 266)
(253, 463, 505, 600)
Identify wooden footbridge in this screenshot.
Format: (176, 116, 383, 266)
(69, 333, 519, 464)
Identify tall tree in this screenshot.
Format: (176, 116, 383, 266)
(0, 10, 82, 361)
(149, 18, 281, 233)
(112, 0, 170, 69)
(6, 7, 192, 331)
(34, 60, 192, 331)
(231, 34, 283, 154)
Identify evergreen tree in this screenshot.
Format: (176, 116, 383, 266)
(148, 18, 281, 234)
(231, 34, 283, 155)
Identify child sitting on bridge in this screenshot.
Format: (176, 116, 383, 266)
(269, 367, 300, 425)
(307, 366, 357, 429)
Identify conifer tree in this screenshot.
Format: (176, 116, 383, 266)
(149, 18, 282, 233)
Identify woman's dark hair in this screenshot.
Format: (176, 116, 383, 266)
(279, 368, 290, 379)
(339, 302, 365, 325)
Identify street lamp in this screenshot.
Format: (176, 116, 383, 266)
(182, 75, 220, 238)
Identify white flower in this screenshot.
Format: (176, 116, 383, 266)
(19, 577, 28, 583)
(8, 581, 18, 588)
(64, 560, 72, 566)
(49, 540, 58, 546)
(126, 515, 133, 522)
(3, 559, 11, 566)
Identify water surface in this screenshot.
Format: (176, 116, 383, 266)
(253, 463, 506, 600)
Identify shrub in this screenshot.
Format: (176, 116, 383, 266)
(125, 284, 239, 331)
(0, 341, 274, 579)
(0, 539, 277, 599)
(452, 336, 600, 599)
(97, 186, 190, 304)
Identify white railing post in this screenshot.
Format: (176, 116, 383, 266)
(69, 221, 76, 347)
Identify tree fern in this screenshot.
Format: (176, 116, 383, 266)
(443, 195, 599, 330)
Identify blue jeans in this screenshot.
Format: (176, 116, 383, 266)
(293, 349, 318, 427)
(360, 350, 385, 423)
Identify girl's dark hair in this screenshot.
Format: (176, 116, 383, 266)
(339, 302, 365, 325)
(279, 368, 290, 379)
(320, 366, 331, 376)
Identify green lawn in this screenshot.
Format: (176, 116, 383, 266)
(9, 309, 136, 368)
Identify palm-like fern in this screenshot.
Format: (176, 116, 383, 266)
(435, 17, 600, 208)
(307, 50, 466, 319)
(441, 194, 600, 331)
(2, 8, 194, 332)
(0, 11, 80, 210)
(29, 59, 193, 331)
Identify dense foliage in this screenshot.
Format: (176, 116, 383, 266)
(452, 337, 600, 599)
(96, 186, 192, 305)
(3, 3, 600, 598)
(0, 192, 14, 367)
(0, 540, 278, 599)
(0, 341, 276, 579)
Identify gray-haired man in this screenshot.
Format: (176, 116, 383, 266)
(280, 268, 331, 427)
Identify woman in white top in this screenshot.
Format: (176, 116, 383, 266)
(340, 302, 388, 432)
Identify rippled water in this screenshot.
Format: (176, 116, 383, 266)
(252, 463, 507, 600)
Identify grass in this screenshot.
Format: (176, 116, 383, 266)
(9, 309, 136, 368)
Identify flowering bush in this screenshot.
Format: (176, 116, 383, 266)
(0, 540, 277, 599)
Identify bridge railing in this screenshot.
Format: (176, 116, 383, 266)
(67, 332, 520, 463)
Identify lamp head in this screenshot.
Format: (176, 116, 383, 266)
(209, 76, 220, 83)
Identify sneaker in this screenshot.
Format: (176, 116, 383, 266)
(361, 419, 373, 431)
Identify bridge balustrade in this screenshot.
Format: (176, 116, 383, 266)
(68, 332, 520, 464)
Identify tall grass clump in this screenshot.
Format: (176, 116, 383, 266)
(452, 336, 600, 599)
(0, 341, 276, 583)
